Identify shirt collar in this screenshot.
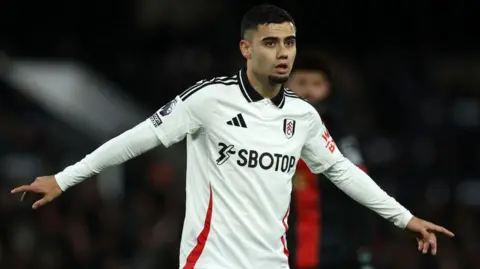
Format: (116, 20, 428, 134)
(238, 68, 286, 109)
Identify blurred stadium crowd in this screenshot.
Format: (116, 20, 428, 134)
(1, 0, 480, 269)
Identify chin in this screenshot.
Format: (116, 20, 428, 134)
(268, 74, 289, 84)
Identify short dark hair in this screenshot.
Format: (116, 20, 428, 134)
(293, 51, 332, 81)
(240, 4, 295, 39)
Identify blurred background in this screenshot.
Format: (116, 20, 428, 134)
(0, 0, 479, 268)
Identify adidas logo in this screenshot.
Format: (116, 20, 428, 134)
(227, 113, 247, 128)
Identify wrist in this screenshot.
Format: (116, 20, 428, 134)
(400, 212, 415, 229)
(54, 172, 70, 192)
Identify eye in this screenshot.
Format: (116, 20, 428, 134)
(264, 41, 276, 47)
(285, 39, 296, 47)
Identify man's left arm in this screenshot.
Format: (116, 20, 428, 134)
(323, 158, 413, 228)
(300, 109, 454, 255)
(300, 110, 412, 228)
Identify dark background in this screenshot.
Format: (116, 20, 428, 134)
(0, 1, 479, 268)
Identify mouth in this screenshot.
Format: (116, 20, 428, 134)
(275, 63, 289, 74)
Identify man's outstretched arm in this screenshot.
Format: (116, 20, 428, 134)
(323, 158, 454, 255)
(323, 158, 413, 227)
(11, 84, 214, 209)
(58, 121, 162, 191)
(11, 121, 161, 208)
(300, 108, 454, 255)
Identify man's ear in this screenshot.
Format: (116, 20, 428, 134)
(239, 39, 251, 60)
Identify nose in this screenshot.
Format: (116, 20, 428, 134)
(277, 45, 288, 59)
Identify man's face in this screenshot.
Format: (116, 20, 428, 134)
(241, 22, 296, 84)
(287, 70, 330, 103)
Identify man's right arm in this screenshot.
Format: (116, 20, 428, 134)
(55, 120, 161, 191)
(56, 84, 211, 191)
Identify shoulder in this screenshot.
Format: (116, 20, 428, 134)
(283, 88, 318, 117)
(284, 88, 307, 102)
(179, 74, 238, 102)
(283, 88, 310, 109)
(283, 88, 326, 129)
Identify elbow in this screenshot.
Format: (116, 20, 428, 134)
(326, 158, 355, 185)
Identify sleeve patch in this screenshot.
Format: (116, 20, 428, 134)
(149, 112, 163, 127)
(159, 99, 178, 116)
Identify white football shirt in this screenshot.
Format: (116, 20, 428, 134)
(146, 68, 345, 269)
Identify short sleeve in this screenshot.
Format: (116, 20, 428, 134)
(300, 109, 345, 174)
(146, 84, 210, 147)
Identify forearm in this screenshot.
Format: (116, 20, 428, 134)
(55, 120, 161, 191)
(323, 158, 413, 228)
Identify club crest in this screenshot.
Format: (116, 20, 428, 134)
(283, 118, 296, 139)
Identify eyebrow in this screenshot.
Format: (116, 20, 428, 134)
(260, 35, 296, 42)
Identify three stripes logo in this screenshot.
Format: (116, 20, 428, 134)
(227, 113, 247, 128)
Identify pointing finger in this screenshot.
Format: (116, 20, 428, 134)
(433, 226, 455, 238)
(11, 185, 37, 194)
(425, 222, 455, 237)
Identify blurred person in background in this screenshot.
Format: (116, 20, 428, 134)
(286, 51, 369, 269)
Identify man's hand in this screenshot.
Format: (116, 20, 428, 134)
(11, 176, 63, 210)
(406, 216, 455, 255)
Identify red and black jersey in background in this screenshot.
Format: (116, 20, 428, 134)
(286, 51, 370, 269)
(287, 106, 368, 269)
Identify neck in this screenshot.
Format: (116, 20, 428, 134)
(246, 66, 282, 99)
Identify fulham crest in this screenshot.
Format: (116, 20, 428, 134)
(283, 118, 296, 139)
